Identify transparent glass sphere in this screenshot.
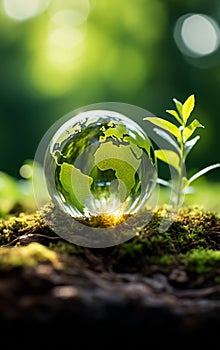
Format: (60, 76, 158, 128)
(44, 110, 157, 218)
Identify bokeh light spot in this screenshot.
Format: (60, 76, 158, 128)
(49, 27, 85, 49)
(3, 0, 51, 21)
(19, 164, 33, 179)
(174, 14, 220, 58)
(182, 15, 219, 55)
(48, 0, 90, 18)
(51, 9, 88, 26)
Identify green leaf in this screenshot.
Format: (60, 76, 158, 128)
(144, 117, 181, 141)
(184, 135, 200, 158)
(173, 98, 183, 118)
(188, 163, 220, 185)
(155, 149, 180, 173)
(166, 109, 183, 125)
(183, 119, 204, 141)
(182, 94, 195, 124)
(153, 127, 180, 153)
(59, 162, 93, 212)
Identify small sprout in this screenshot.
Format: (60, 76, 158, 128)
(144, 94, 220, 209)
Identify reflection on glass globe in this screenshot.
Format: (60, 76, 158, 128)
(44, 110, 157, 219)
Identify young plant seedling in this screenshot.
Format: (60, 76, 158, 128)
(144, 94, 220, 209)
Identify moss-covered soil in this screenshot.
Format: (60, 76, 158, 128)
(0, 204, 219, 288)
(0, 204, 220, 348)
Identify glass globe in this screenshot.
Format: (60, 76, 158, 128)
(44, 110, 157, 218)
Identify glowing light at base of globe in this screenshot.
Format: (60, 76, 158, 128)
(44, 110, 157, 219)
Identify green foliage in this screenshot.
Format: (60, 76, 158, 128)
(145, 94, 220, 208)
(1, 0, 220, 187)
(0, 161, 34, 216)
(0, 160, 48, 217)
(0, 171, 20, 215)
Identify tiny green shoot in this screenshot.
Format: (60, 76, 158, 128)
(144, 94, 220, 209)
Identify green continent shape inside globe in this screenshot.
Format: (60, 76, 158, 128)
(59, 162, 93, 212)
(94, 142, 142, 201)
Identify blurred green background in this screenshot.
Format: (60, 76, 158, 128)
(0, 0, 220, 214)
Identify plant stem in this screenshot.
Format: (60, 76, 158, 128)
(174, 127, 185, 209)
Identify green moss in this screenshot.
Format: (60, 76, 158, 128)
(0, 211, 44, 245)
(153, 254, 175, 266)
(0, 242, 60, 268)
(0, 204, 219, 286)
(184, 248, 220, 274)
(117, 206, 217, 258)
(111, 206, 219, 281)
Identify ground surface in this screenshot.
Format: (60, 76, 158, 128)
(0, 204, 219, 348)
